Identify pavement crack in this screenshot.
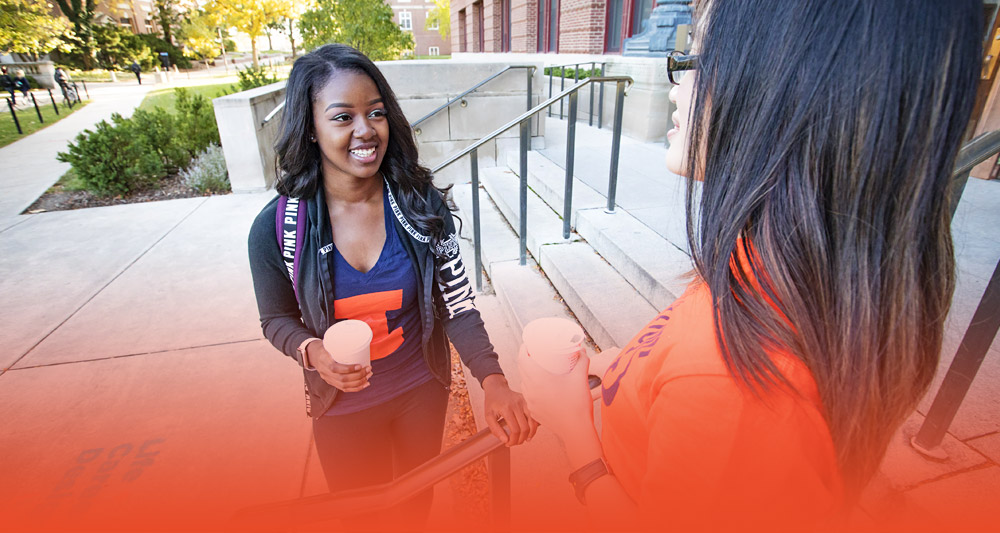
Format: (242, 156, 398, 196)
(4, 338, 264, 371)
(4, 197, 211, 371)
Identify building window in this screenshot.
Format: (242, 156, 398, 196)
(500, 0, 511, 52)
(473, 1, 484, 52)
(538, 0, 558, 52)
(429, 46, 440, 56)
(459, 9, 467, 52)
(428, 18, 439, 30)
(399, 11, 412, 30)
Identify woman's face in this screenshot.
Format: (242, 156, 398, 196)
(311, 70, 390, 185)
(665, 68, 696, 177)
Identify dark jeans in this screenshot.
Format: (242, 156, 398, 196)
(312, 378, 448, 530)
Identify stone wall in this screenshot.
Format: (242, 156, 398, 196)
(213, 60, 545, 192)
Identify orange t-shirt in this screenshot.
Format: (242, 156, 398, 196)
(600, 280, 843, 532)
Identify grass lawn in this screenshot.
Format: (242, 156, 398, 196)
(0, 97, 90, 149)
(138, 83, 233, 114)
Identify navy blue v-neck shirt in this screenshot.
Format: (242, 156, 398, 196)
(325, 188, 433, 415)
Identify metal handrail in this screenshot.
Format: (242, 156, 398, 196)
(546, 61, 607, 127)
(911, 129, 1000, 458)
(234, 422, 510, 528)
(410, 65, 537, 130)
(433, 75, 632, 284)
(234, 375, 603, 528)
(432, 76, 631, 173)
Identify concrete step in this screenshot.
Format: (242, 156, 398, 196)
(503, 149, 606, 228)
(499, 146, 690, 311)
(478, 166, 580, 258)
(469, 166, 658, 351)
(539, 242, 658, 350)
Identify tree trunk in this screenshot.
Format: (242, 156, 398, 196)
(289, 18, 296, 57)
(266, 30, 273, 52)
(251, 37, 259, 68)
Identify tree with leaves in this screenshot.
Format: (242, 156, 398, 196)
(153, 0, 183, 45)
(208, 0, 291, 68)
(0, 0, 70, 60)
(53, 0, 97, 69)
(181, 8, 224, 60)
(425, 0, 448, 40)
(299, 0, 413, 61)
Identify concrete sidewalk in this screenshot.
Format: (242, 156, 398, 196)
(0, 96, 998, 530)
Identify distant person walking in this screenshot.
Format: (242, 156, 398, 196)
(1, 67, 14, 104)
(53, 67, 70, 99)
(12, 70, 30, 101)
(129, 61, 142, 84)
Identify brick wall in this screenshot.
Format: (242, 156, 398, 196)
(511, 0, 538, 52)
(456, 0, 610, 55)
(556, 0, 607, 54)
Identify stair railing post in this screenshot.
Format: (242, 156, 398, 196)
(560, 66, 566, 118)
(470, 148, 484, 291)
(526, 67, 533, 135)
(519, 119, 529, 265)
(912, 257, 1000, 457)
(547, 67, 553, 117)
(606, 80, 626, 212)
(563, 90, 578, 239)
(488, 445, 511, 531)
(598, 63, 606, 129)
(589, 61, 596, 127)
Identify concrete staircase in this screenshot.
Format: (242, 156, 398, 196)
(452, 116, 693, 354)
(443, 116, 696, 527)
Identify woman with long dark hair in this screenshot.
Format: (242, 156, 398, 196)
(518, 0, 981, 530)
(248, 44, 536, 527)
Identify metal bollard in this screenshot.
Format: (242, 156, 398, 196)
(7, 98, 22, 134)
(81, 80, 89, 99)
(47, 88, 59, 115)
(31, 93, 43, 123)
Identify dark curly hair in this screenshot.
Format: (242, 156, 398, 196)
(273, 43, 453, 253)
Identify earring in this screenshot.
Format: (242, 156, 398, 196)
(309, 135, 316, 142)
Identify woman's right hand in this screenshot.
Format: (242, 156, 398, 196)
(305, 339, 372, 392)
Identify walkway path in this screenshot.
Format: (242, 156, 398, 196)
(0, 83, 154, 220)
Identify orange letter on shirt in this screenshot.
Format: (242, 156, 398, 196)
(334, 290, 404, 360)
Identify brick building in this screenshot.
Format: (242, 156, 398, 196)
(450, 0, 656, 54)
(50, 0, 164, 37)
(390, 0, 452, 56)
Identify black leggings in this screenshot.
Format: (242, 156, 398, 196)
(312, 378, 449, 529)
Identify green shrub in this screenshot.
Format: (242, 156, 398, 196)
(56, 114, 164, 197)
(124, 108, 190, 170)
(543, 66, 602, 80)
(235, 65, 278, 91)
(181, 143, 230, 194)
(173, 87, 220, 156)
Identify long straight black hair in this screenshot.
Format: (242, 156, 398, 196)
(685, 0, 981, 495)
(274, 43, 452, 252)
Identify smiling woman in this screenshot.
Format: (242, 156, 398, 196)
(246, 44, 535, 530)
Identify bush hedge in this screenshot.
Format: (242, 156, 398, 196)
(57, 87, 222, 197)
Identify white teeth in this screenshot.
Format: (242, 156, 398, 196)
(351, 148, 375, 158)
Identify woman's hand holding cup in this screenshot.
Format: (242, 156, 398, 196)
(312, 319, 375, 392)
(306, 340, 372, 392)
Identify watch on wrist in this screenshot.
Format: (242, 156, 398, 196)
(568, 457, 612, 505)
(298, 337, 321, 371)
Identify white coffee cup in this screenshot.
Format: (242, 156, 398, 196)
(323, 319, 373, 367)
(522, 317, 584, 375)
